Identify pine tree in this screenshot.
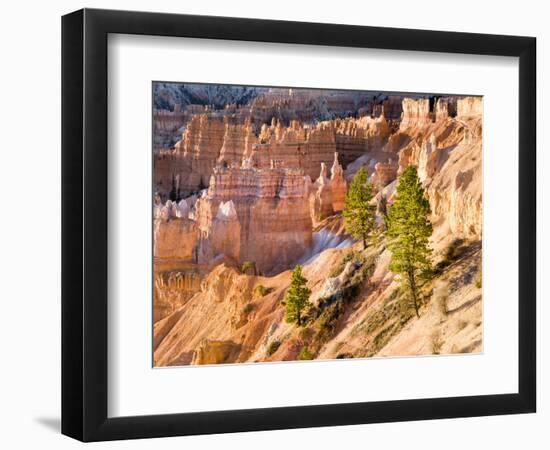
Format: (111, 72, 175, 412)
(343, 167, 376, 250)
(385, 166, 433, 317)
(284, 265, 311, 326)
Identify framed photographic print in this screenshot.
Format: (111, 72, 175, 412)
(61, 8, 536, 442)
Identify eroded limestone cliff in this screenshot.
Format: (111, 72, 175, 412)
(152, 91, 483, 366)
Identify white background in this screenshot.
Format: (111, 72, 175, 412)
(0, 0, 547, 448)
(109, 35, 518, 417)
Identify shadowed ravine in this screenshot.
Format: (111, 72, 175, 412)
(298, 229, 353, 266)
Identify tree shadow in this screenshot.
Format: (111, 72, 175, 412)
(447, 294, 482, 315)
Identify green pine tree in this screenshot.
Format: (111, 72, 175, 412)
(385, 166, 433, 317)
(284, 265, 311, 326)
(343, 167, 376, 250)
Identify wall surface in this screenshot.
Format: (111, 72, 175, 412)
(0, 0, 546, 448)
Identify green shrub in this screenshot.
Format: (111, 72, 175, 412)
(301, 303, 320, 325)
(336, 353, 354, 359)
(298, 327, 313, 342)
(242, 303, 254, 314)
(347, 262, 375, 302)
(255, 284, 273, 297)
(241, 261, 257, 275)
(445, 238, 465, 261)
(315, 300, 345, 342)
(266, 340, 281, 357)
(435, 239, 466, 272)
(297, 346, 313, 360)
(351, 286, 413, 354)
(329, 250, 366, 278)
(314, 255, 377, 342)
(367, 323, 400, 356)
(322, 255, 376, 310)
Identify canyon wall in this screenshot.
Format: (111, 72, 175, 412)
(153, 199, 197, 261)
(218, 117, 257, 165)
(155, 113, 391, 197)
(394, 97, 482, 239)
(426, 98, 482, 238)
(154, 95, 483, 273)
(248, 120, 337, 181)
(198, 166, 314, 274)
(152, 92, 483, 366)
(153, 89, 410, 197)
(333, 115, 392, 166)
(154, 167, 313, 274)
(154, 153, 351, 275)
(153, 269, 204, 323)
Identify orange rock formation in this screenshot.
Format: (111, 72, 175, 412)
(153, 92, 483, 366)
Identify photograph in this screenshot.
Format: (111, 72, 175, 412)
(0, 1, 542, 447)
(152, 83, 483, 366)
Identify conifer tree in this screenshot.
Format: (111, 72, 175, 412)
(284, 265, 311, 326)
(385, 166, 433, 317)
(343, 167, 376, 250)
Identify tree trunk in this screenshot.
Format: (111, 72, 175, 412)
(297, 311, 301, 326)
(362, 235, 367, 250)
(408, 270, 420, 318)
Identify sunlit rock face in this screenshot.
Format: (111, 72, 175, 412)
(176, 114, 226, 188)
(153, 198, 197, 259)
(417, 134, 440, 181)
(330, 153, 347, 212)
(191, 339, 242, 365)
(372, 159, 399, 189)
(153, 216, 198, 261)
(209, 200, 242, 264)
(154, 114, 256, 198)
(333, 115, 391, 165)
(248, 120, 338, 181)
(153, 269, 204, 322)
(309, 153, 347, 224)
(153, 89, 484, 367)
(217, 117, 257, 166)
(394, 97, 483, 240)
(158, 154, 349, 275)
(154, 109, 396, 199)
(310, 162, 333, 223)
(154, 165, 316, 275)
(400, 98, 432, 129)
(427, 99, 482, 238)
(456, 96, 483, 119)
(199, 166, 314, 274)
(154, 95, 483, 272)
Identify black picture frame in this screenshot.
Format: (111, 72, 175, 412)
(61, 8, 536, 442)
